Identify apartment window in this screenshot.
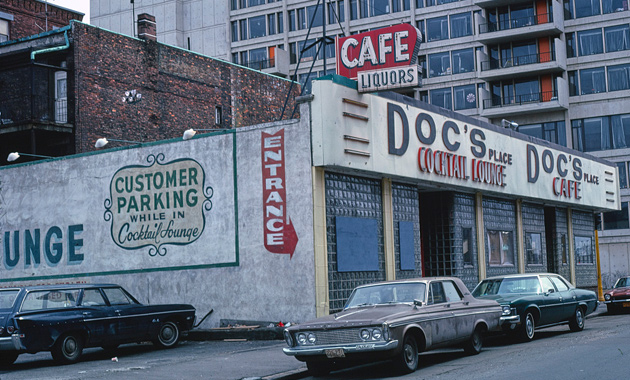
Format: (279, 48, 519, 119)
(429, 51, 450, 77)
(418, 55, 427, 78)
(240, 51, 249, 66)
(372, 0, 390, 15)
(249, 47, 267, 66)
(0, 19, 9, 42)
(580, 67, 606, 94)
(297, 8, 306, 29)
(514, 78, 540, 103)
(232, 52, 239, 64)
(231, 0, 238, 11)
(307, 4, 324, 28)
(350, 0, 358, 19)
(526, 232, 543, 265)
(431, 88, 452, 110)
(578, 29, 603, 56)
(288, 9, 296, 31)
(249, 15, 266, 39)
(487, 230, 514, 266)
(510, 3, 535, 27)
(416, 0, 424, 7)
(328, 1, 344, 24)
(299, 39, 318, 61)
(566, 32, 576, 58)
(454, 84, 476, 110)
(419, 90, 428, 102)
(393, 0, 402, 13)
(617, 162, 628, 189)
(289, 42, 297, 64)
(563, 0, 574, 18)
(574, 0, 600, 18)
(231, 21, 238, 42)
(603, 0, 629, 13)
(575, 236, 593, 264)
(572, 114, 630, 152)
(427, 16, 448, 42)
(239, 20, 248, 41)
(404, 0, 411, 11)
(215, 106, 223, 126)
(239, 0, 246, 9)
(605, 25, 630, 53)
(268, 14, 276, 35)
(277, 12, 283, 33)
(519, 121, 567, 146)
(604, 203, 630, 230)
(608, 64, 630, 91)
(568, 70, 579, 96)
(416, 20, 425, 40)
(450, 12, 472, 38)
(249, 0, 265, 6)
(452, 48, 474, 73)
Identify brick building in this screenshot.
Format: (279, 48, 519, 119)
(0, 17, 299, 164)
(0, 0, 83, 42)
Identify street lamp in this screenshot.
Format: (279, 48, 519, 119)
(502, 119, 519, 131)
(7, 152, 53, 162)
(182, 128, 228, 140)
(95, 138, 142, 148)
(122, 89, 142, 104)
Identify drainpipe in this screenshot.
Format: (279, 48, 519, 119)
(30, 27, 70, 61)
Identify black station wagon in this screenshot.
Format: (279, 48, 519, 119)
(0, 283, 195, 365)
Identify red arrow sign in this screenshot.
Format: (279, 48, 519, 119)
(261, 130, 298, 258)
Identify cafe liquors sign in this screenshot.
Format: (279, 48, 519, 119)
(336, 24, 422, 93)
(104, 154, 214, 256)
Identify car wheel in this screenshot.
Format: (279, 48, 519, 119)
(153, 321, 180, 349)
(0, 352, 19, 366)
(463, 325, 484, 355)
(51, 333, 84, 364)
(518, 312, 536, 342)
(394, 334, 419, 374)
(569, 307, 585, 332)
(306, 361, 332, 376)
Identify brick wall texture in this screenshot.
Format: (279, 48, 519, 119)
(0, 0, 83, 40)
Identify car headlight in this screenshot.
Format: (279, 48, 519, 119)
(502, 305, 512, 316)
(604, 294, 611, 301)
(360, 329, 371, 341)
(307, 332, 317, 344)
(297, 333, 307, 345)
(283, 330, 294, 347)
(383, 324, 390, 341)
(372, 328, 382, 340)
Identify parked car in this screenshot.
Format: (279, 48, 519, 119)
(0, 284, 196, 365)
(603, 276, 630, 313)
(282, 277, 502, 376)
(472, 273, 598, 342)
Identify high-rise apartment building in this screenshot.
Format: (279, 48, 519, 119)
(91, 0, 630, 287)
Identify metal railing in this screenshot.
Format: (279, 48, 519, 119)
(479, 12, 552, 34)
(483, 90, 558, 109)
(480, 51, 555, 71)
(0, 95, 68, 126)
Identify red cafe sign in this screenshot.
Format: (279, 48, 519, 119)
(336, 23, 422, 80)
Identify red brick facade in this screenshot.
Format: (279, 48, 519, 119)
(0, 0, 83, 41)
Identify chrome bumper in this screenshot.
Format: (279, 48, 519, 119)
(604, 298, 630, 304)
(0, 335, 21, 351)
(500, 315, 521, 324)
(283, 339, 398, 357)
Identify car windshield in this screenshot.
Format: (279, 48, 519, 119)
(614, 277, 630, 288)
(344, 282, 426, 309)
(0, 290, 19, 309)
(473, 277, 541, 296)
(21, 289, 81, 311)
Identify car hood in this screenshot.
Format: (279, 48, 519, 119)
(605, 287, 630, 296)
(292, 304, 414, 329)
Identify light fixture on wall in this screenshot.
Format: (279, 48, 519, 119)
(122, 89, 142, 104)
(501, 119, 519, 131)
(95, 138, 142, 148)
(7, 152, 53, 162)
(182, 128, 228, 140)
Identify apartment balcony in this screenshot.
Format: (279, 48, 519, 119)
(478, 40, 566, 81)
(246, 48, 290, 78)
(475, 6, 563, 45)
(480, 80, 569, 118)
(0, 94, 72, 133)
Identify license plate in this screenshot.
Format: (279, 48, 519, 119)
(356, 343, 375, 350)
(623, 302, 630, 307)
(325, 348, 345, 358)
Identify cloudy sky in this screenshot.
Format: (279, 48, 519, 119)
(47, 0, 91, 23)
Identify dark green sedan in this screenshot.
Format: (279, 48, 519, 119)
(472, 273, 598, 342)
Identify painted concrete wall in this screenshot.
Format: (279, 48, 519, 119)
(0, 114, 316, 326)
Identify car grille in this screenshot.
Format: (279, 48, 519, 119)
(311, 328, 362, 345)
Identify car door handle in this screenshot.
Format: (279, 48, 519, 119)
(82, 312, 89, 317)
(115, 310, 121, 314)
(444, 304, 451, 308)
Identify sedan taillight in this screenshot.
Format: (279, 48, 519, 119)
(7, 326, 15, 334)
(0, 327, 4, 334)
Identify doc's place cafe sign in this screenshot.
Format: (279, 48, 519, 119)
(336, 23, 421, 93)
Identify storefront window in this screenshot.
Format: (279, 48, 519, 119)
(526, 232, 543, 265)
(463, 228, 473, 266)
(561, 234, 567, 264)
(575, 236, 593, 264)
(487, 230, 514, 266)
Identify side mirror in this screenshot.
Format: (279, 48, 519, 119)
(548, 288, 555, 293)
(413, 299, 423, 307)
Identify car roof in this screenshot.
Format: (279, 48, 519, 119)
(483, 273, 557, 280)
(14, 284, 121, 291)
(354, 277, 462, 288)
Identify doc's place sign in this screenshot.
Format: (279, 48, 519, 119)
(104, 154, 213, 256)
(336, 24, 421, 93)
(311, 79, 620, 211)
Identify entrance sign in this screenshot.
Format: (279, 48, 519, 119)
(336, 24, 422, 92)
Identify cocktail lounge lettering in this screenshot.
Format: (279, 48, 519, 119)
(104, 155, 212, 256)
(387, 102, 600, 200)
(3, 224, 84, 269)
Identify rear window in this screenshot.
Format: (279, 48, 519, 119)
(0, 290, 19, 309)
(21, 289, 80, 311)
